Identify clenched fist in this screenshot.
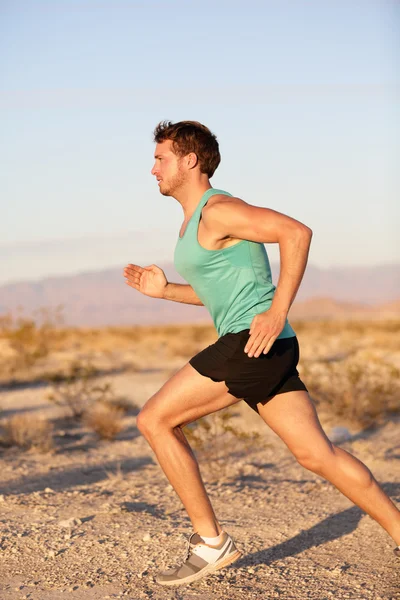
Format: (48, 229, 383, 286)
(123, 264, 168, 299)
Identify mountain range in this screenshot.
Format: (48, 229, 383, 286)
(1, 262, 399, 326)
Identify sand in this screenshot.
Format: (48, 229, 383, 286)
(0, 363, 399, 600)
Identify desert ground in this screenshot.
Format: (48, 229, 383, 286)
(0, 318, 399, 599)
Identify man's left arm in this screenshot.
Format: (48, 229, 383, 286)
(205, 196, 313, 357)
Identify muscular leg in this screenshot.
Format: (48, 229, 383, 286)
(136, 362, 241, 538)
(257, 390, 400, 545)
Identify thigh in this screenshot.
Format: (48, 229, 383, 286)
(140, 362, 242, 428)
(256, 390, 333, 456)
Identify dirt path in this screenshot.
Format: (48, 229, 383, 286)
(0, 370, 399, 600)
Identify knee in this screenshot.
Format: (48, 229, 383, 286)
(136, 408, 170, 440)
(294, 446, 334, 474)
(136, 409, 155, 439)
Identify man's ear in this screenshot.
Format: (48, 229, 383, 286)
(186, 152, 198, 170)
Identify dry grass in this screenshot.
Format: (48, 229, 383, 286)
(0, 314, 216, 383)
(302, 352, 400, 427)
(45, 359, 135, 442)
(1, 312, 399, 434)
(46, 361, 116, 419)
(82, 402, 125, 441)
(0, 414, 54, 453)
(0, 306, 65, 374)
(183, 407, 268, 476)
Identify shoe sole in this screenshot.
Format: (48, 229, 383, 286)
(156, 548, 242, 586)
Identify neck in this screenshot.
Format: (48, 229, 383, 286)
(174, 179, 212, 219)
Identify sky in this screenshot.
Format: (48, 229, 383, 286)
(1, 0, 399, 284)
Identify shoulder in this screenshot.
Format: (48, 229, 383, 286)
(202, 195, 250, 236)
(203, 195, 249, 222)
(206, 193, 242, 205)
(205, 194, 247, 213)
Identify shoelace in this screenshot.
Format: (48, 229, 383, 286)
(182, 533, 198, 562)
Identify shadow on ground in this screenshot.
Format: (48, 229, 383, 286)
(121, 500, 168, 520)
(0, 456, 155, 495)
(385, 444, 400, 461)
(235, 482, 400, 567)
(0, 365, 131, 394)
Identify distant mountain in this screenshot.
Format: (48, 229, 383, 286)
(0, 262, 399, 326)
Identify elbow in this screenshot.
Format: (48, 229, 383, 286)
(299, 224, 313, 240)
(278, 223, 312, 244)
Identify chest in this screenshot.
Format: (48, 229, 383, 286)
(179, 210, 240, 251)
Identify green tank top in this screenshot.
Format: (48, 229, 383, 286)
(174, 188, 296, 339)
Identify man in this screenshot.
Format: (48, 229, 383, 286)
(123, 120, 400, 587)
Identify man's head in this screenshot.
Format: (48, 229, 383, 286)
(151, 120, 220, 196)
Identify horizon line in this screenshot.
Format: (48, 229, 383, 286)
(2, 259, 400, 288)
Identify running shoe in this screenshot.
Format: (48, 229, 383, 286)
(156, 531, 242, 586)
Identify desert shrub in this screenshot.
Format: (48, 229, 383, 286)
(46, 360, 135, 427)
(303, 353, 400, 426)
(46, 361, 114, 419)
(0, 305, 64, 371)
(0, 413, 54, 453)
(183, 407, 265, 476)
(82, 402, 125, 440)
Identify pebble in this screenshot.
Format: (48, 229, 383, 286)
(328, 426, 352, 443)
(58, 517, 82, 528)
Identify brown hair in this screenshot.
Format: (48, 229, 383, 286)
(153, 120, 220, 178)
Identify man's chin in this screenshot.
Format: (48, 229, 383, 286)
(159, 186, 172, 197)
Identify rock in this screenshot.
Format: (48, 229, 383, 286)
(58, 517, 82, 528)
(328, 426, 352, 443)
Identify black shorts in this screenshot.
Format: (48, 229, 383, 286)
(189, 329, 308, 413)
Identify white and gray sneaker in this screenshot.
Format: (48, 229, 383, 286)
(156, 531, 242, 586)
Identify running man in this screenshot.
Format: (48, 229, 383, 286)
(123, 120, 400, 586)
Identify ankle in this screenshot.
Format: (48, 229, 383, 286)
(199, 531, 224, 545)
(196, 524, 223, 538)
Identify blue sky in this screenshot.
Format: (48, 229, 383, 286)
(1, 0, 399, 284)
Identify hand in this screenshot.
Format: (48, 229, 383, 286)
(123, 263, 168, 299)
(244, 309, 287, 357)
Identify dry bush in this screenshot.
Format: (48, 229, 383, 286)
(0, 414, 53, 453)
(82, 403, 125, 441)
(302, 353, 400, 426)
(183, 407, 266, 476)
(46, 361, 112, 418)
(99, 395, 134, 414)
(0, 306, 64, 374)
(0, 318, 217, 383)
(46, 360, 135, 422)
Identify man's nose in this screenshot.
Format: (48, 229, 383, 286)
(151, 164, 158, 176)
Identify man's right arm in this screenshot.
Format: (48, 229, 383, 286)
(123, 263, 204, 306)
(163, 283, 204, 305)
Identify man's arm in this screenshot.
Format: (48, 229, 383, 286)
(204, 197, 312, 356)
(205, 196, 312, 312)
(123, 263, 203, 306)
(163, 283, 204, 305)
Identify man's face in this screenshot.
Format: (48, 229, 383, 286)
(151, 140, 186, 197)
